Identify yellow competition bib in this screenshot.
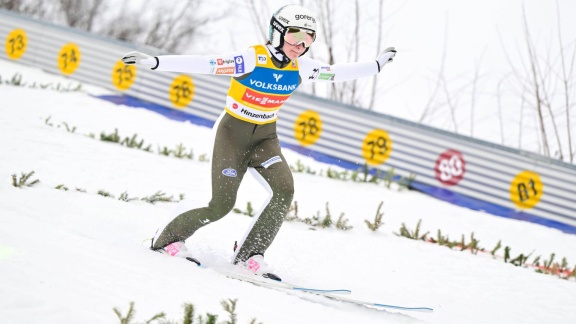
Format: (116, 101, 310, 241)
(225, 45, 299, 124)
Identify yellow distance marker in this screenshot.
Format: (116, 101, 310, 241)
(509, 170, 543, 209)
(362, 129, 392, 166)
(293, 110, 323, 146)
(169, 75, 194, 109)
(5, 29, 27, 60)
(57, 43, 81, 75)
(112, 60, 136, 91)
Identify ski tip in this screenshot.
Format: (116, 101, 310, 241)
(408, 307, 434, 313)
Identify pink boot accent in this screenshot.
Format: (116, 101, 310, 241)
(165, 242, 183, 256)
(247, 258, 261, 273)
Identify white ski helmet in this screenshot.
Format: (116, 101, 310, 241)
(269, 4, 317, 56)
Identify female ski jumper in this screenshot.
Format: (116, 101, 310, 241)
(121, 4, 396, 272)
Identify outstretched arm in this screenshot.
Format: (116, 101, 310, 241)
(121, 48, 256, 77)
(299, 47, 396, 83)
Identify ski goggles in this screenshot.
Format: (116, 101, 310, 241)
(284, 27, 316, 48)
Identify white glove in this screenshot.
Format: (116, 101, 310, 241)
(122, 51, 158, 69)
(376, 47, 396, 72)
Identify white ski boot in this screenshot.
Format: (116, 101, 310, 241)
(237, 254, 281, 281)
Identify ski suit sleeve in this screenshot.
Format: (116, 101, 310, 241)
(153, 48, 256, 77)
(297, 56, 379, 83)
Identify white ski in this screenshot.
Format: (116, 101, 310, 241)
(210, 266, 433, 312)
(208, 265, 351, 295)
(154, 251, 434, 313)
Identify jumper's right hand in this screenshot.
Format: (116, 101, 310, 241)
(122, 51, 157, 69)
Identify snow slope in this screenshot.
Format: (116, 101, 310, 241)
(1, 60, 575, 324)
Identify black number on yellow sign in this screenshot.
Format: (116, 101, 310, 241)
(169, 75, 194, 108)
(5, 29, 27, 60)
(57, 43, 81, 75)
(115, 65, 133, 85)
(173, 81, 192, 103)
(60, 49, 78, 70)
(299, 117, 319, 140)
(112, 60, 136, 91)
(366, 136, 388, 160)
(509, 171, 543, 209)
(517, 179, 538, 202)
(362, 129, 392, 166)
(7, 34, 25, 55)
(293, 110, 323, 146)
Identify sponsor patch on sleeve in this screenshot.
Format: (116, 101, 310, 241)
(234, 56, 245, 74)
(215, 67, 235, 75)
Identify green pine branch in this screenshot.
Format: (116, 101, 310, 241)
(364, 201, 384, 232)
(11, 171, 40, 188)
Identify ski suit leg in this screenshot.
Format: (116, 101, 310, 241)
(152, 114, 251, 249)
(232, 137, 294, 263)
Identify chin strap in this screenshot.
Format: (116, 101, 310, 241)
(275, 48, 291, 68)
(267, 44, 292, 68)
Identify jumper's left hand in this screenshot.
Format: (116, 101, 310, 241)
(122, 51, 157, 69)
(376, 47, 396, 72)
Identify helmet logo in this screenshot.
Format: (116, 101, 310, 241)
(272, 20, 285, 33)
(295, 15, 316, 23)
(278, 16, 290, 24)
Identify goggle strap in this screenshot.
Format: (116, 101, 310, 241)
(270, 16, 287, 35)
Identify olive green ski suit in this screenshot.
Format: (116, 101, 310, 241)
(153, 112, 293, 263)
